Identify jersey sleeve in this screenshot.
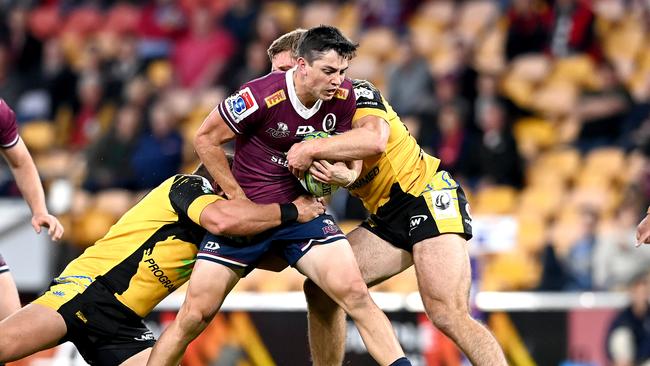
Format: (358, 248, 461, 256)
(333, 83, 356, 135)
(352, 79, 389, 123)
(0, 99, 20, 148)
(217, 84, 264, 135)
(169, 175, 224, 226)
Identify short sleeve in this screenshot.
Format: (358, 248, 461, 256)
(352, 79, 389, 123)
(333, 83, 356, 135)
(217, 85, 263, 134)
(169, 175, 223, 225)
(0, 99, 19, 148)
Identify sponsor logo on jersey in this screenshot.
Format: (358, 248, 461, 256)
(267, 122, 290, 138)
(347, 166, 380, 190)
(204, 241, 220, 250)
(409, 214, 428, 235)
(431, 190, 458, 220)
(322, 113, 337, 132)
(270, 155, 289, 167)
(334, 88, 348, 100)
(296, 125, 316, 136)
(225, 87, 258, 122)
(354, 86, 374, 100)
(143, 258, 175, 293)
(264, 90, 286, 108)
(322, 219, 339, 235)
(75, 310, 88, 323)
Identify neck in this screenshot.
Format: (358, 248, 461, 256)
(293, 71, 318, 108)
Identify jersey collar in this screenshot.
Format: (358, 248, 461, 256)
(286, 67, 323, 120)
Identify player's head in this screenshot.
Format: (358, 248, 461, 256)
(294, 25, 358, 101)
(268, 28, 306, 72)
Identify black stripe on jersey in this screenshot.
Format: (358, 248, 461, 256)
(169, 174, 215, 218)
(352, 79, 386, 112)
(99, 219, 205, 296)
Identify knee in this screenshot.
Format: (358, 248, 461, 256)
(424, 299, 468, 333)
(177, 299, 217, 337)
(334, 278, 372, 313)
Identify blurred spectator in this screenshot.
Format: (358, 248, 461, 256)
(386, 36, 435, 119)
(505, 0, 552, 61)
(421, 104, 471, 178)
(229, 40, 270, 91)
(574, 61, 632, 152)
(548, 0, 600, 60)
(69, 74, 113, 150)
(0, 6, 43, 79)
(40, 38, 78, 120)
(593, 205, 650, 290)
(130, 102, 182, 190)
(605, 270, 650, 366)
(104, 34, 144, 103)
(138, 0, 188, 59)
(82, 105, 141, 192)
(0, 44, 23, 107)
(463, 101, 523, 188)
(222, 0, 259, 45)
(171, 8, 236, 89)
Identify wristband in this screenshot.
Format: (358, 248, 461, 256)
(280, 203, 299, 224)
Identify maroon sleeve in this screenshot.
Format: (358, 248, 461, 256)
(217, 83, 263, 135)
(0, 99, 19, 148)
(334, 83, 356, 135)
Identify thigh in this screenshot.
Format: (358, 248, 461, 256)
(0, 303, 67, 360)
(294, 239, 365, 299)
(412, 234, 471, 309)
(347, 226, 412, 287)
(0, 271, 20, 319)
(184, 259, 240, 317)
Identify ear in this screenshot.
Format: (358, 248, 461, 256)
(296, 57, 308, 74)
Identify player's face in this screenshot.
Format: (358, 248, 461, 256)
(300, 50, 349, 101)
(271, 50, 295, 72)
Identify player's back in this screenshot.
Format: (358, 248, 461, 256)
(58, 174, 213, 317)
(349, 80, 440, 214)
(218, 69, 356, 204)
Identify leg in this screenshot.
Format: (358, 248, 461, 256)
(0, 271, 20, 320)
(146, 260, 239, 366)
(120, 348, 151, 366)
(0, 303, 67, 362)
(304, 227, 412, 366)
(297, 238, 406, 366)
(413, 234, 507, 366)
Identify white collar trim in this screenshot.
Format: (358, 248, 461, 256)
(286, 68, 323, 120)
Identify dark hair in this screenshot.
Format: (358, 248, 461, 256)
(192, 153, 234, 182)
(268, 28, 306, 62)
(296, 25, 358, 64)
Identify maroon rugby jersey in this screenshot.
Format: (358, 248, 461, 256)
(218, 69, 355, 204)
(0, 99, 19, 148)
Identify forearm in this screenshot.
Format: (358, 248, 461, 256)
(219, 201, 283, 236)
(10, 162, 48, 215)
(311, 127, 384, 161)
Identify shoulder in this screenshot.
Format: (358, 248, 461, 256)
(172, 174, 215, 194)
(351, 79, 386, 111)
(0, 99, 17, 129)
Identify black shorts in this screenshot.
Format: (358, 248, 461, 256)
(0, 253, 9, 274)
(35, 278, 155, 365)
(361, 171, 473, 252)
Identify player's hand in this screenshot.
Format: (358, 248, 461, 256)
(309, 160, 356, 186)
(287, 142, 314, 178)
(292, 195, 325, 223)
(636, 214, 650, 247)
(32, 213, 64, 241)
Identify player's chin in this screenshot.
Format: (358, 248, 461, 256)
(321, 90, 336, 100)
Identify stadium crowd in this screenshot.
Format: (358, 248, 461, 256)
(0, 0, 649, 295)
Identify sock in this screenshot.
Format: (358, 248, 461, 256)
(389, 357, 412, 366)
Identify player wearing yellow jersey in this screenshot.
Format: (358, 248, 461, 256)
(271, 30, 507, 366)
(0, 165, 324, 366)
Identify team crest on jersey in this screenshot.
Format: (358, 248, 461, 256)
(354, 86, 374, 100)
(334, 88, 348, 100)
(267, 122, 290, 138)
(264, 90, 286, 108)
(225, 87, 258, 122)
(322, 113, 336, 132)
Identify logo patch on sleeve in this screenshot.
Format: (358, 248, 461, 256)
(334, 88, 349, 100)
(264, 90, 286, 108)
(225, 87, 259, 122)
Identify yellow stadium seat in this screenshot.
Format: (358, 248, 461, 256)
(457, 0, 498, 40)
(530, 81, 578, 116)
(262, 1, 299, 31)
(509, 54, 551, 83)
(20, 120, 56, 153)
(474, 27, 506, 74)
(481, 251, 540, 291)
(357, 27, 398, 62)
(547, 56, 597, 89)
(472, 186, 518, 215)
(517, 185, 564, 222)
(94, 189, 134, 217)
(537, 147, 581, 182)
(516, 214, 547, 254)
(583, 147, 625, 179)
(415, 1, 455, 29)
(513, 117, 557, 157)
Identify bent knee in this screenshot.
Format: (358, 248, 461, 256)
(424, 300, 470, 332)
(179, 301, 218, 334)
(333, 279, 372, 312)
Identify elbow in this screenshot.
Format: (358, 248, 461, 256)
(369, 136, 387, 155)
(206, 215, 239, 236)
(194, 133, 211, 156)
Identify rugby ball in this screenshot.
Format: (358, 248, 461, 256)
(299, 132, 339, 197)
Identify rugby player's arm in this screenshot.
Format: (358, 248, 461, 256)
(199, 196, 324, 236)
(194, 108, 246, 200)
(1, 138, 64, 240)
(305, 115, 390, 161)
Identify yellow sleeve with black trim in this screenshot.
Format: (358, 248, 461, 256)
(169, 175, 223, 225)
(352, 79, 389, 123)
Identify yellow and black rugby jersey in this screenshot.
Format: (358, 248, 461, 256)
(349, 80, 440, 214)
(54, 174, 222, 317)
